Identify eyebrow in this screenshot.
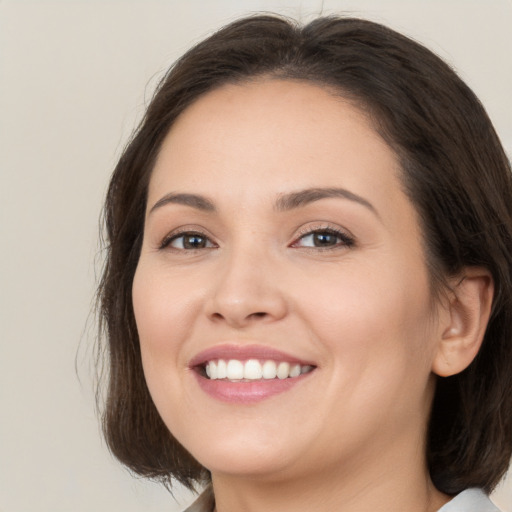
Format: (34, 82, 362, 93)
(149, 187, 378, 217)
(149, 192, 216, 214)
(274, 187, 379, 217)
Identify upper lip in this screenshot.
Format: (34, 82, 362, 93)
(189, 344, 316, 368)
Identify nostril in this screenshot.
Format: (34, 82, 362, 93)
(209, 310, 269, 326)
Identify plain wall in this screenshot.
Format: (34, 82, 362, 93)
(1, 1, 511, 511)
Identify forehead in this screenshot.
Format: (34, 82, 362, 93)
(148, 79, 405, 219)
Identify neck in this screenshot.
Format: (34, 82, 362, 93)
(210, 438, 450, 512)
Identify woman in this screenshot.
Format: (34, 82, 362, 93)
(97, 14, 512, 512)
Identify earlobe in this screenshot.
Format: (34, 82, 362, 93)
(432, 268, 494, 377)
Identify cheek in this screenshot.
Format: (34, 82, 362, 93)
(131, 260, 206, 432)
(297, 255, 436, 378)
(132, 261, 201, 374)
(306, 261, 437, 441)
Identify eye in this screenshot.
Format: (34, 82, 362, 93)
(292, 228, 355, 249)
(161, 231, 216, 250)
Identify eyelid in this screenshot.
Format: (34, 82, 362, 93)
(290, 223, 356, 249)
(159, 226, 218, 250)
(156, 223, 355, 251)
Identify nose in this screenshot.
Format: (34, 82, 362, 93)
(205, 245, 288, 328)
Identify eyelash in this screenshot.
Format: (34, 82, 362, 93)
(291, 225, 355, 250)
(159, 229, 216, 251)
(159, 225, 355, 252)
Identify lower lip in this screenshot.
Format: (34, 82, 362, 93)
(193, 371, 313, 404)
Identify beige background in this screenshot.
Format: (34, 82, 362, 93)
(1, 1, 511, 511)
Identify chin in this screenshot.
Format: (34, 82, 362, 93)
(182, 429, 300, 478)
(202, 453, 296, 480)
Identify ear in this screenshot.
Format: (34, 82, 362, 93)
(432, 267, 494, 377)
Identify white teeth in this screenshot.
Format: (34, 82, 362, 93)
(204, 359, 313, 381)
(262, 360, 277, 379)
(226, 359, 244, 380)
(209, 360, 217, 379)
(277, 362, 290, 379)
(244, 359, 263, 379)
(217, 359, 227, 379)
(289, 364, 301, 378)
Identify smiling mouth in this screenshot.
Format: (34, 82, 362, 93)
(201, 359, 315, 381)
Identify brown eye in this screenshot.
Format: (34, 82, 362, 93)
(167, 232, 214, 250)
(295, 229, 354, 249)
(311, 232, 339, 247)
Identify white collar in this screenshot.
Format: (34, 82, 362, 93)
(438, 488, 501, 512)
(184, 486, 501, 512)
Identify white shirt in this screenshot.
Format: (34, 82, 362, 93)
(184, 486, 502, 511)
(438, 488, 501, 512)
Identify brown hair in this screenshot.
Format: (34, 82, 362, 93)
(97, 14, 512, 494)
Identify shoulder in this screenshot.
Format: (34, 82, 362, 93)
(182, 486, 215, 512)
(438, 488, 502, 512)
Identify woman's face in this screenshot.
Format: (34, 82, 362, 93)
(133, 79, 443, 482)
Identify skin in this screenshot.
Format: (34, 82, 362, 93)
(133, 79, 454, 511)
